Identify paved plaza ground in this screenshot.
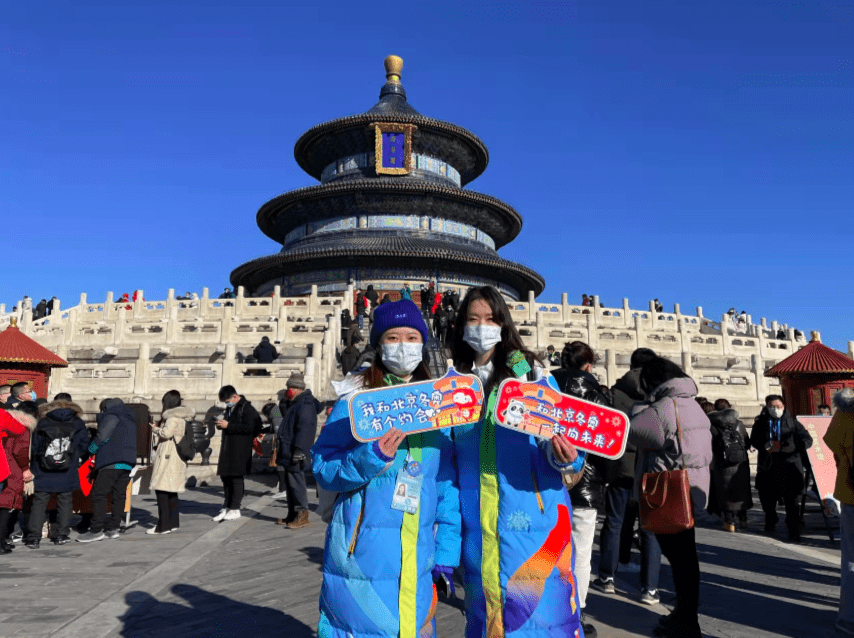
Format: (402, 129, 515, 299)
(0, 470, 841, 638)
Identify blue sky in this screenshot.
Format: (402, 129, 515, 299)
(3, 1, 852, 351)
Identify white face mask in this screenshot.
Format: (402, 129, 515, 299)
(463, 324, 502, 354)
(768, 407, 784, 419)
(381, 342, 423, 377)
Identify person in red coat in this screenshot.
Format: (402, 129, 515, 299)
(0, 403, 37, 552)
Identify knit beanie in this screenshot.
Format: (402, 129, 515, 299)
(370, 300, 429, 348)
(286, 372, 306, 389)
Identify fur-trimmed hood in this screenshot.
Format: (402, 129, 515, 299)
(708, 408, 742, 429)
(5, 409, 37, 431)
(38, 400, 84, 420)
(162, 405, 195, 420)
(833, 387, 854, 413)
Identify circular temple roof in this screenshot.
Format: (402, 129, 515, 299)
(230, 235, 545, 297)
(256, 179, 523, 248)
(293, 60, 489, 186)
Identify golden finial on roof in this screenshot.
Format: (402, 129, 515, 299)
(385, 55, 403, 84)
(810, 331, 821, 343)
(9, 317, 17, 328)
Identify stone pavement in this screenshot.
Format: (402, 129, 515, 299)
(0, 471, 841, 638)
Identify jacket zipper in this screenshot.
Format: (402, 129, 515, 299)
(531, 470, 545, 514)
(347, 491, 367, 556)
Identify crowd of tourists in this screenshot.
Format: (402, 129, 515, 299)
(1, 285, 852, 638)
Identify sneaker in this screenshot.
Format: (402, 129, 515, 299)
(580, 615, 598, 638)
(591, 577, 615, 594)
(104, 529, 120, 540)
(640, 589, 660, 605)
(54, 535, 71, 546)
(76, 531, 105, 543)
(24, 538, 40, 549)
(723, 522, 736, 533)
(271, 491, 288, 500)
(10, 531, 23, 544)
(223, 509, 242, 521)
(211, 509, 228, 522)
(146, 527, 172, 535)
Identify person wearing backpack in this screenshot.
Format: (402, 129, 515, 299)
(148, 390, 195, 535)
(708, 399, 753, 533)
(26, 398, 89, 548)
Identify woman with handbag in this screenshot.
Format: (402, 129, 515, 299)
(629, 357, 712, 638)
(148, 390, 194, 535)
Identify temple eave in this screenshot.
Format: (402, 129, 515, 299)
(230, 249, 544, 298)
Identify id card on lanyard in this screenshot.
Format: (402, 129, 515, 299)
(392, 440, 423, 515)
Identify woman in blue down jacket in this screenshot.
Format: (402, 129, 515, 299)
(312, 300, 461, 638)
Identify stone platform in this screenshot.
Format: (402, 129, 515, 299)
(0, 470, 841, 638)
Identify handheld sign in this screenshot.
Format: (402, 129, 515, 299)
(493, 378, 630, 459)
(349, 368, 484, 442)
(78, 456, 96, 497)
(797, 416, 838, 517)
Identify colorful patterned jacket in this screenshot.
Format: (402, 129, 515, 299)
(453, 358, 586, 638)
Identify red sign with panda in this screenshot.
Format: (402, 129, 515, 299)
(494, 377, 631, 459)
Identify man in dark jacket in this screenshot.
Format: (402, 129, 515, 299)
(551, 341, 612, 636)
(253, 336, 279, 364)
(593, 348, 662, 604)
(213, 385, 262, 522)
(78, 398, 137, 543)
(750, 395, 813, 542)
(341, 334, 363, 375)
(6, 382, 34, 408)
(365, 284, 379, 321)
(276, 373, 322, 529)
(34, 299, 48, 320)
(26, 399, 89, 548)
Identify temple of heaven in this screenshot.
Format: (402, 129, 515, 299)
(230, 56, 545, 300)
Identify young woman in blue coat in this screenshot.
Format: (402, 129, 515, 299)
(312, 300, 461, 638)
(449, 286, 586, 638)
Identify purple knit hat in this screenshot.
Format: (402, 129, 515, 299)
(370, 299, 429, 348)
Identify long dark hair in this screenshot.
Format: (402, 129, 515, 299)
(160, 390, 182, 425)
(451, 286, 541, 392)
(357, 349, 431, 389)
(639, 357, 689, 396)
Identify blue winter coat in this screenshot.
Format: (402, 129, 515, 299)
(312, 377, 461, 638)
(30, 401, 90, 494)
(453, 367, 586, 638)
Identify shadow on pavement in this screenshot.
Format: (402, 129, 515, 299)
(119, 584, 315, 637)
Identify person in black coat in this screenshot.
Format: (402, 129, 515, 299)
(708, 403, 753, 532)
(77, 398, 138, 543)
(750, 395, 813, 541)
(595, 348, 662, 603)
(253, 336, 278, 364)
(213, 386, 262, 522)
(27, 400, 89, 547)
(551, 341, 611, 627)
(341, 334, 363, 375)
(276, 373, 322, 529)
(365, 284, 379, 320)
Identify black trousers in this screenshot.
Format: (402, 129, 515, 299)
(757, 463, 803, 536)
(91, 468, 132, 533)
(722, 508, 748, 525)
(155, 490, 180, 532)
(0, 508, 18, 540)
(222, 476, 245, 510)
(285, 467, 308, 516)
(28, 491, 73, 540)
(656, 527, 701, 627)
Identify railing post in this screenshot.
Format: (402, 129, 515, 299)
(104, 292, 114, 320)
(134, 343, 150, 396)
(561, 292, 569, 324)
(649, 301, 659, 330)
(592, 295, 602, 324)
(623, 298, 631, 327)
(527, 290, 536, 323)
